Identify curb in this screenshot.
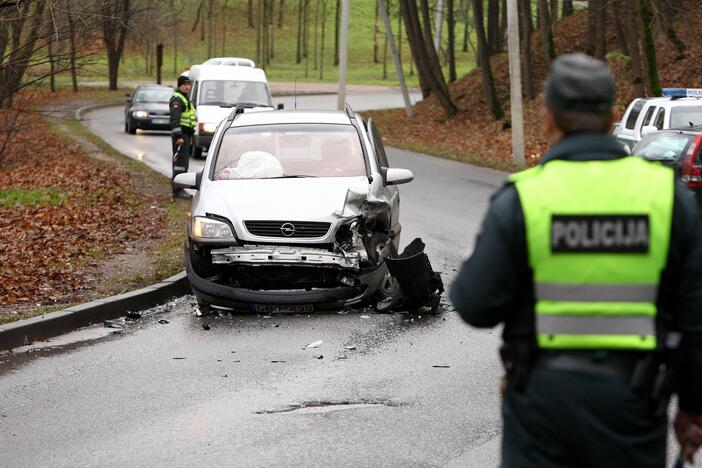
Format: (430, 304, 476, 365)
(75, 101, 125, 121)
(0, 272, 190, 351)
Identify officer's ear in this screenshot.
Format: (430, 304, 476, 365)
(543, 107, 563, 145)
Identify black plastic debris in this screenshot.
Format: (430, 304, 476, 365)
(202, 323, 211, 331)
(125, 312, 142, 321)
(381, 238, 444, 312)
(158, 319, 169, 325)
(104, 320, 124, 329)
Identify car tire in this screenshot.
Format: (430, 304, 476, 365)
(374, 243, 400, 302)
(192, 144, 203, 159)
(127, 117, 136, 134)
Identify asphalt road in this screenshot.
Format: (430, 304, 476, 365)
(0, 94, 689, 467)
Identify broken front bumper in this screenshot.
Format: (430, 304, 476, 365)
(210, 245, 361, 269)
(185, 244, 385, 311)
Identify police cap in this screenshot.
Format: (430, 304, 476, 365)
(544, 53, 614, 114)
(177, 75, 192, 87)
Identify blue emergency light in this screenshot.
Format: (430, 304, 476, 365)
(662, 88, 702, 98)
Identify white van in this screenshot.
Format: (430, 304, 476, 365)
(187, 64, 273, 158)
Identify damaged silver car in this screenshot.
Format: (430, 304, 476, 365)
(173, 105, 414, 313)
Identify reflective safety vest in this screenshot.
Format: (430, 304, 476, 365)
(510, 156, 674, 350)
(173, 91, 196, 129)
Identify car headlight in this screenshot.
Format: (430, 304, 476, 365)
(199, 122, 218, 134)
(192, 216, 235, 239)
(133, 110, 148, 118)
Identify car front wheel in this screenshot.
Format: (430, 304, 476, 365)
(126, 116, 136, 134)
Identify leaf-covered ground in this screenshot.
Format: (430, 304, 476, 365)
(367, 1, 702, 171)
(0, 93, 188, 324)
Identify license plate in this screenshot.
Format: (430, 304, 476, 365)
(254, 304, 314, 313)
(152, 118, 168, 125)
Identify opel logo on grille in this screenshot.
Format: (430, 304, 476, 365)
(280, 223, 296, 237)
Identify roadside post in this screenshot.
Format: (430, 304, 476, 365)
(156, 43, 164, 85)
(506, 0, 526, 167)
(379, 0, 413, 117)
(337, 0, 350, 110)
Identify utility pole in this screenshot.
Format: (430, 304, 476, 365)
(434, 0, 445, 53)
(337, 0, 350, 110)
(506, 0, 525, 167)
(379, 0, 412, 117)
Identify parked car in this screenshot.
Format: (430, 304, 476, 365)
(186, 64, 273, 159)
(124, 84, 173, 134)
(174, 105, 414, 313)
(632, 126, 702, 200)
(612, 88, 702, 152)
(202, 57, 256, 67)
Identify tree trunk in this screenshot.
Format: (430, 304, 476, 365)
(487, 0, 500, 53)
(461, 0, 469, 52)
(586, 0, 598, 55)
(537, 0, 554, 63)
(499, 0, 507, 52)
(48, 35, 55, 93)
(624, 0, 644, 96)
(103, 0, 131, 91)
(612, 0, 628, 55)
(319, 0, 326, 79)
(471, 0, 504, 119)
(303, 0, 309, 58)
(447, 0, 456, 82)
(296, 0, 303, 62)
(550, 0, 558, 23)
(562, 0, 573, 16)
(249, 0, 255, 27)
(520, 0, 534, 100)
(639, 0, 661, 95)
(653, 0, 685, 58)
(314, 0, 320, 68)
(334, 0, 340, 65)
(66, 3, 78, 93)
(374, 0, 380, 63)
(594, 0, 607, 60)
(382, 2, 388, 79)
(278, 0, 285, 27)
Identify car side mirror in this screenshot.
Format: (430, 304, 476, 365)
(173, 171, 202, 190)
(382, 167, 414, 185)
(641, 125, 658, 136)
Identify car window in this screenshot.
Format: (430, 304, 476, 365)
(654, 108, 666, 130)
(189, 81, 198, 108)
(198, 80, 272, 107)
(134, 88, 172, 103)
(625, 100, 645, 130)
(641, 105, 657, 127)
(369, 121, 389, 167)
(213, 124, 366, 180)
(670, 106, 702, 128)
(634, 133, 693, 161)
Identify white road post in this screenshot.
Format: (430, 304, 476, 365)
(507, 0, 526, 167)
(433, 0, 445, 54)
(379, 0, 413, 117)
(337, 0, 351, 110)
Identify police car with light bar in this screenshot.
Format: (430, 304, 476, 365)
(612, 88, 702, 153)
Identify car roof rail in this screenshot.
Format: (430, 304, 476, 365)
(344, 103, 355, 120)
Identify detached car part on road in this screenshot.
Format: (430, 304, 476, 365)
(175, 105, 423, 313)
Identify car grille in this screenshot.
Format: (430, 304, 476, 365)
(244, 221, 331, 238)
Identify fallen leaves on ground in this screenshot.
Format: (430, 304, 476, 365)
(0, 110, 166, 306)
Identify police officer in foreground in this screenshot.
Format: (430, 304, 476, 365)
(450, 53, 702, 467)
(169, 75, 196, 198)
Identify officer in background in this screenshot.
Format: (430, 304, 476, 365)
(170, 75, 196, 198)
(450, 53, 702, 467)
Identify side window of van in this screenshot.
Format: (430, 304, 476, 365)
(625, 100, 645, 130)
(641, 106, 657, 127)
(654, 108, 666, 130)
(189, 81, 198, 108)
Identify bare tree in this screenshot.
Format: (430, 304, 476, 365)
(472, 0, 504, 119)
(447, 0, 456, 82)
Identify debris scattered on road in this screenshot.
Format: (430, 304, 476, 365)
(158, 319, 169, 325)
(202, 323, 211, 330)
(125, 311, 142, 321)
(305, 340, 323, 349)
(272, 324, 280, 328)
(262, 315, 272, 319)
(432, 365, 450, 368)
(222, 374, 228, 378)
(233, 360, 241, 363)
(271, 360, 286, 363)
(360, 315, 370, 319)
(315, 355, 324, 360)
(344, 345, 357, 350)
(337, 310, 350, 315)
(217, 359, 222, 362)
(103, 320, 124, 329)
(173, 357, 186, 360)
(231, 351, 237, 353)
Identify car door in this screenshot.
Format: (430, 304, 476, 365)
(367, 118, 401, 245)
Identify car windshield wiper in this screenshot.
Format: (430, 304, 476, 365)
(265, 175, 317, 179)
(236, 102, 272, 108)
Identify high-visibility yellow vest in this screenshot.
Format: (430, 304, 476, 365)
(173, 91, 196, 129)
(510, 156, 674, 350)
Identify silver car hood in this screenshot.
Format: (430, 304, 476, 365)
(194, 176, 370, 242)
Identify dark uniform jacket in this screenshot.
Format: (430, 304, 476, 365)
(450, 132, 702, 413)
(169, 91, 194, 138)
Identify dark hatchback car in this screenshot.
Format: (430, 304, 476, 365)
(633, 127, 702, 201)
(124, 85, 173, 134)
